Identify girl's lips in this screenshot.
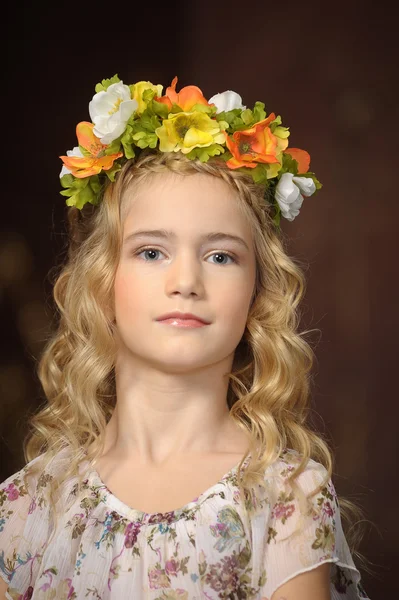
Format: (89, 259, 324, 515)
(158, 318, 208, 328)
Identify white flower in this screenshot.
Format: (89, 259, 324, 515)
(208, 90, 246, 113)
(59, 146, 84, 178)
(88, 81, 138, 145)
(275, 173, 316, 221)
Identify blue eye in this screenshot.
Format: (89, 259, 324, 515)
(134, 247, 237, 265)
(136, 248, 163, 261)
(208, 253, 236, 265)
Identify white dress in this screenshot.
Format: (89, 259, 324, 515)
(0, 446, 370, 599)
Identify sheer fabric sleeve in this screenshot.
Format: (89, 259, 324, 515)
(260, 455, 370, 600)
(0, 455, 51, 593)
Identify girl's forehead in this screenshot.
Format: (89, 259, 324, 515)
(121, 173, 254, 245)
(131, 170, 233, 197)
(122, 171, 244, 221)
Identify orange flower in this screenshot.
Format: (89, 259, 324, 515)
(225, 113, 285, 170)
(156, 76, 210, 112)
(284, 147, 310, 173)
(60, 122, 123, 178)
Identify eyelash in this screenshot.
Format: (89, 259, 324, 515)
(132, 246, 238, 265)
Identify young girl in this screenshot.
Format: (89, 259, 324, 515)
(0, 76, 371, 599)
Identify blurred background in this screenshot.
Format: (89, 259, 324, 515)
(2, 0, 397, 596)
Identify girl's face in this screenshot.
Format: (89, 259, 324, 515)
(114, 171, 257, 373)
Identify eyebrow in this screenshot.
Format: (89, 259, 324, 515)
(123, 229, 250, 251)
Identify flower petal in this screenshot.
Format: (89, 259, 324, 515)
(279, 193, 304, 221)
(89, 91, 113, 121)
(119, 99, 138, 121)
(106, 81, 132, 102)
(76, 122, 104, 155)
(158, 76, 210, 112)
(292, 176, 316, 197)
(275, 173, 301, 205)
(177, 85, 209, 111)
(285, 148, 310, 173)
(89, 83, 137, 144)
(59, 165, 71, 177)
(208, 90, 246, 113)
(183, 127, 214, 150)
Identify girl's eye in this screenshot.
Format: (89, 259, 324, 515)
(134, 248, 164, 261)
(134, 247, 237, 265)
(207, 252, 237, 265)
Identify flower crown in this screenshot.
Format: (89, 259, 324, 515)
(59, 75, 322, 227)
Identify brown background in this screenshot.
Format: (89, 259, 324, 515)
(2, 1, 397, 596)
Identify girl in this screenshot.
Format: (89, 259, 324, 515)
(0, 76, 371, 599)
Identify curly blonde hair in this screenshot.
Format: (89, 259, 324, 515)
(23, 151, 373, 575)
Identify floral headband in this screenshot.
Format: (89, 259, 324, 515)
(59, 75, 322, 226)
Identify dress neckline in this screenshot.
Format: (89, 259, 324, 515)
(86, 453, 252, 524)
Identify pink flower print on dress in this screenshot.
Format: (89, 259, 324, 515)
(323, 501, 334, 517)
(165, 558, 179, 576)
(273, 502, 295, 521)
(28, 497, 37, 514)
(21, 586, 33, 600)
(5, 483, 19, 501)
(124, 521, 142, 548)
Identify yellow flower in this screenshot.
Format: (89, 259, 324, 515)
(131, 81, 163, 114)
(155, 111, 226, 154)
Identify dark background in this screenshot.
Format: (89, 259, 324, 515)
(2, 1, 397, 596)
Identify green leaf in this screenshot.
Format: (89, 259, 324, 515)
(72, 177, 90, 190)
(104, 138, 122, 155)
(185, 143, 225, 162)
(122, 139, 135, 159)
(252, 101, 266, 122)
(139, 112, 161, 132)
(216, 119, 229, 132)
(190, 103, 213, 115)
(136, 133, 158, 149)
(218, 150, 232, 163)
(132, 131, 146, 140)
(79, 183, 96, 206)
(240, 109, 253, 125)
(105, 163, 122, 182)
(280, 152, 299, 176)
(65, 187, 93, 209)
(61, 172, 104, 207)
(65, 192, 80, 207)
(129, 110, 162, 149)
(60, 174, 75, 188)
(89, 175, 102, 194)
(95, 74, 121, 93)
(170, 103, 183, 114)
(272, 211, 281, 229)
(269, 115, 282, 132)
(250, 164, 269, 185)
(60, 175, 89, 191)
(142, 88, 156, 104)
(269, 195, 282, 229)
(214, 108, 242, 128)
(151, 99, 169, 119)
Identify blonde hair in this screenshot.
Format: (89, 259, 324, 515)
(23, 151, 373, 575)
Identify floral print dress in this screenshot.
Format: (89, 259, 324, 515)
(0, 446, 370, 599)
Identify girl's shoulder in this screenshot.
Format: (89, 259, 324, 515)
(257, 448, 370, 600)
(0, 450, 70, 588)
(0, 453, 48, 526)
(264, 447, 333, 494)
